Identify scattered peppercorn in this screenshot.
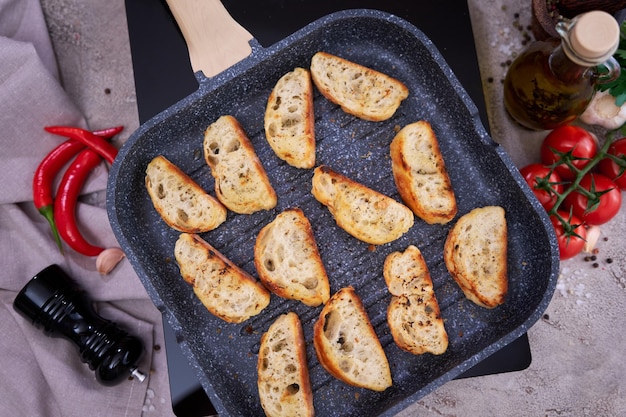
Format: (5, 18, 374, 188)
(543, 314, 550, 320)
(606, 258, 613, 264)
(154, 344, 161, 351)
(104, 88, 111, 94)
(592, 262, 599, 268)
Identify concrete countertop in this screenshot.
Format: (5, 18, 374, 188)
(41, 0, 626, 415)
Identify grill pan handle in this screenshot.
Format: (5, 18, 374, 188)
(165, 0, 254, 77)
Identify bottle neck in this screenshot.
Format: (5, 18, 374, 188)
(549, 44, 591, 84)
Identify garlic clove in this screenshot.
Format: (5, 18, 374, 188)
(96, 247, 126, 274)
(582, 225, 601, 254)
(580, 90, 626, 130)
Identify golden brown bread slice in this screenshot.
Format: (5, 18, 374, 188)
(390, 121, 457, 224)
(174, 233, 270, 323)
(313, 287, 392, 392)
(203, 115, 277, 214)
(145, 155, 227, 233)
(311, 165, 414, 245)
(443, 206, 508, 309)
(257, 312, 314, 417)
(384, 245, 448, 355)
(254, 208, 330, 307)
(264, 67, 316, 169)
(310, 51, 409, 121)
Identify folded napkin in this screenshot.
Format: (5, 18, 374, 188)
(0, 1, 175, 416)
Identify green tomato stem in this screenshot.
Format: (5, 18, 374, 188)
(38, 204, 64, 253)
(546, 135, 615, 236)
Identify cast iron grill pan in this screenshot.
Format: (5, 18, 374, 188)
(107, 9, 559, 417)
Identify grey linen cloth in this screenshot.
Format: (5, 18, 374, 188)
(0, 1, 175, 416)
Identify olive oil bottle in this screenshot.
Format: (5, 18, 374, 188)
(504, 10, 621, 131)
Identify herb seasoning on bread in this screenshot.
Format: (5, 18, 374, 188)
(203, 115, 277, 214)
(311, 165, 414, 245)
(264, 68, 316, 169)
(443, 206, 508, 309)
(310, 51, 409, 121)
(174, 233, 270, 323)
(255, 208, 330, 307)
(257, 312, 314, 417)
(145, 155, 227, 233)
(384, 245, 448, 355)
(390, 121, 457, 224)
(313, 287, 392, 391)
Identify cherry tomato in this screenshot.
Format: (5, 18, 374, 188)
(597, 137, 626, 190)
(550, 211, 587, 260)
(540, 125, 598, 180)
(563, 173, 622, 225)
(519, 164, 564, 210)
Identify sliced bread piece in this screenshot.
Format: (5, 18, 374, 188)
(390, 121, 457, 224)
(311, 165, 414, 245)
(203, 115, 277, 214)
(443, 206, 508, 309)
(257, 312, 314, 417)
(384, 245, 448, 355)
(145, 155, 227, 232)
(174, 233, 270, 323)
(310, 51, 409, 121)
(264, 67, 316, 168)
(254, 208, 330, 307)
(313, 287, 392, 391)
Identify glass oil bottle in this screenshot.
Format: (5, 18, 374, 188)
(504, 10, 621, 130)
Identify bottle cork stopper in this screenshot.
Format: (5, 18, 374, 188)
(570, 10, 619, 63)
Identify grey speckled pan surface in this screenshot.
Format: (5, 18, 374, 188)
(107, 9, 559, 417)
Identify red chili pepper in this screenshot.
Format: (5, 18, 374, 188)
(33, 140, 85, 250)
(33, 126, 123, 251)
(91, 125, 124, 138)
(44, 125, 119, 164)
(54, 148, 106, 256)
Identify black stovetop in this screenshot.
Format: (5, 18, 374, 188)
(124, 1, 531, 415)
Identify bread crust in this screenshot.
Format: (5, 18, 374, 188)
(311, 165, 414, 245)
(443, 206, 508, 309)
(257, 312, 314, 417)
(174, 233, 270, 323)
(203, 115, 277, 214)
(254, 208, 330, 307)
(310, 51, 408, 121)
(384, 245, 448, 355)
(145, 155, 227, 233)
(390, 121, 457, 224)
(313, 287, 392, 392)
(264, 68, 316, 168)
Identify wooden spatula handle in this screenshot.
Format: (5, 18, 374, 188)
(165, 0, 253, 77)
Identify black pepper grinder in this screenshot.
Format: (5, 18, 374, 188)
(13, 264, 146, 386)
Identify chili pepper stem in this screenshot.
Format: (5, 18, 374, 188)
(38, 205, 64, 253)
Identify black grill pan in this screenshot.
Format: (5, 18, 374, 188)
(107, 7, 559, 417)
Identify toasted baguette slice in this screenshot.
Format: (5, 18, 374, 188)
(384, 245, 448, 355)
(264, 68, 316, 169)
(174, 233, 270, 323)
(443, 206, 508, 309)
(390, 121, 457, 224)
(258, 312, 314, 417)
(203, 115, 277, 214)
(145, 155, 227, 232)
(311, 165, 414, 245)
(310, 51, 408, 121)
(255, 208, 330, 307)
(313, 287, 392, 391)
